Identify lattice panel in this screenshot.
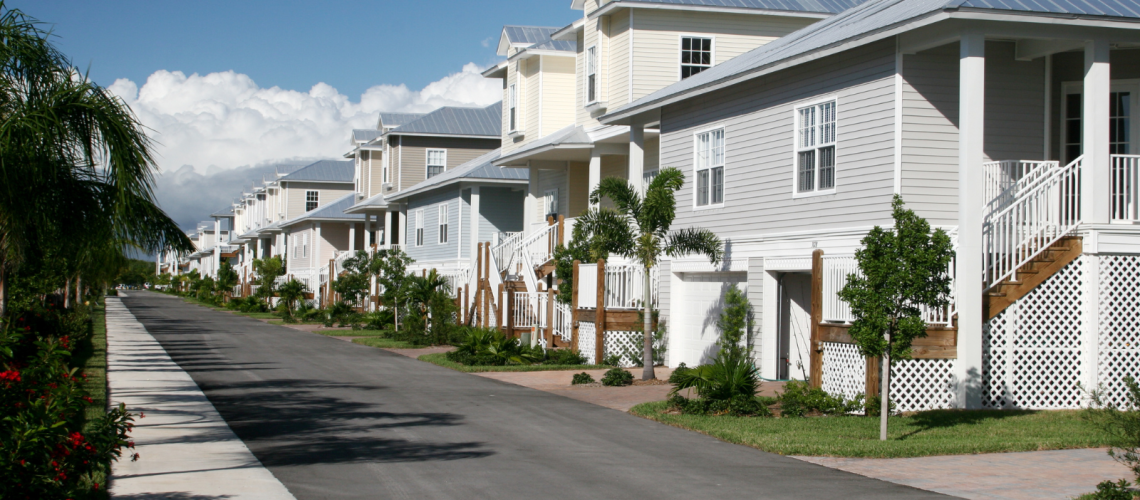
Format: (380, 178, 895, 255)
(891, 358, 956, 412)
(603, 331, 661, 367)
(821, 342, 864, 402)
(1099, 255, 1140, 406)
(578, 322, 596, 363)
(983, 257, 1086, 409)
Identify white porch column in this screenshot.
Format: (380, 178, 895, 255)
(314, 222, 322, 269)
(525, 165, 538, 229)
(955, 32, 986, 409)
(349, 223, 356, 253)
(397, 206, 406, 246)
(254, 238, 260, 262)
(588, 149, 602, 208)
(629, 124, 645, 194)
(365, 215, 372, 247)
(1083, 38, 1111, 224)
(213, 219, 221, 278)
(470, 186, 481, 259)
(383, 210, 393, 245)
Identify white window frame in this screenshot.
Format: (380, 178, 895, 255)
(792, 97, 838, 198)
(305, 190, 319, 212)
(415, 209, 424, 247)
(438, 204, 448, 244)
(679, 35, 714, 80)
(426, 149, 447, 179)
(586, 45, 598, 105)
(302, 232, 308, 258)
(508, 83, 518, 132)
(692, 125, 725, 209)
(543, 189, 558, 219)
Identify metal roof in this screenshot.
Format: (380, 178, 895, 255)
(604, 0, 1140, 121)
(529, 39, 577, 52)
(378, 112, 426, 129)
(503, 26, 561, 45)
(280, 193, 366, 228)
(388, 149, 528, 201)
(611, 0, 869, 14)
(345, 191, 389, 213)
(280, 159, 354, 183)
(353, 129, 383, 143)
(389, 102, 502, 137)
(494, 125, 594, 166)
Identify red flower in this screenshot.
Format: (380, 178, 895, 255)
(93, 483, 99, 490)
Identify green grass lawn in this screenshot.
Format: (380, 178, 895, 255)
(630, 401, 1115, 458)
(418, 352, 609, 373)
(74, 304, 108, 422)
(311, 329, 388, 337)
(351, 337, 420, 349)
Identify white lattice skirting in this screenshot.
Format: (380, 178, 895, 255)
(821, 342, 956, 412)
(1099, 255, 1140, 407)
(578, 322, 596, 363)
(984, 256, 1086, 409)
(603, 330, 664, 367)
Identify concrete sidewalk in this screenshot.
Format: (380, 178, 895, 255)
(106, 297, 296, 500)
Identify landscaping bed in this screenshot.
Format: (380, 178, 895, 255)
(75, 304, 108, 422)
(418, 352, 608, 373)
(350, 337, 419, 349)
(630, 402, 1115, 458)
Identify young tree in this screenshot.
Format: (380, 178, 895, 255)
(717, 284, 754, 357)
(276, 278, 308, 319)
(251, 256, 284, 305)
(369, 248, 414, 331)
(838, 195, 954, 440)
(333, 250, 372, 308)
(578, 167, 723, 380)
(216, 262, 239, 302)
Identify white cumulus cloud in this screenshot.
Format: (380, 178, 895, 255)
(107, 63, 502, 228)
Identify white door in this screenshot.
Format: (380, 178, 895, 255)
(669, 272, 747, 367)
(778, 273, 813, 381)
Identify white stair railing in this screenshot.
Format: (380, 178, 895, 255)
(1111, 154, 1140, 222)
(984, 160, 1057, 214)
(490, 231, 525, 278)
(520, 224, 560, 269)
(983, 155, 1082, 289)
(511, 293, 574, 346)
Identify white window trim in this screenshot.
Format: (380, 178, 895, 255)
(691, 124, 726, 210)
(678, 34, 715, 81)
(415, 209, 424, 247)
(543, 188, 559, 219)
(586, 45, 599, 106)
(438, 204, 448, 244)
(426, 149, 447, 179)
(305, 190, 319, 212)
(791, 96, 839, 199)
(508, 83, 518, 133)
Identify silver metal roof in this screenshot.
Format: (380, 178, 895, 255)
(280, 159, 354, 183)
(529, 39, 576, 52)
(352, 129, 383, 143)
(503, 26, 561, 44)
(612, 0, 869, 14)
(605, 0, 1140, 121)
(378, 112, 426, 129)
(281, 193, 366, 228)
(494, 125, 594, 165)
(388, 149, 528, 201)
(390, 102, 502, 137)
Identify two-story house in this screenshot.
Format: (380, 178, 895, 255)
(596, 0, 1140, 412)
(274, 160, 358, 291)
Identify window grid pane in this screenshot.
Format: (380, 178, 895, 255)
(798, 151, 815, 192)
(697, 170, 709, 206)
(796, 101, 837, 193)
(680, 37, 713, 80)
(711, 167, 724, 204)
(818, 146, 835, 190)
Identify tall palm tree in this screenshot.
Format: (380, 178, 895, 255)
(0, 4, 191, 314)
(578, 167, 723, 380)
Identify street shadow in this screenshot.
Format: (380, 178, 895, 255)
(114, 493, 233, 500)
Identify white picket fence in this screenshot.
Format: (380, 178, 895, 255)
(512, 292, 573, 344)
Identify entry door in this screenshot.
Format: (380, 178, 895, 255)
(777, 272, 812, 381)
(1061, 81, 1138, 163)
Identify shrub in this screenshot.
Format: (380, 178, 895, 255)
(362, 310, 395, 331)
(777, 380, 863, 417)
(544, 349, 587, 366)
(446, 328, 541, 365)
(862, 394, 897, 417)
(668, 363, 692, 384)
(603, 354, 622, 367)
(601, 368, 633, 387)
(572, 372, 595, 385)
(669, 349, 758, 402)
(667, 393, 772, 417)
(1079, 480, 1135, 500)
(1084, 376, 1140, 483)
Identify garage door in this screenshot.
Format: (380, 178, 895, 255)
(669, 272, 747, 367)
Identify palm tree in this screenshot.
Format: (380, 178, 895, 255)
(578, 167, 723, 380)
(0, 4, 192, 315)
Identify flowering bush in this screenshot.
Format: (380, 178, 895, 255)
(1, 307, 137, 500)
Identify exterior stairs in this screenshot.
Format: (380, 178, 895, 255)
(983, 236, 1082, 320)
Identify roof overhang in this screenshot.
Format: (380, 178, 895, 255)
(482, 61, 509, 78)
(495, 143, 595, 167)
(387, 131, 501, 140)
(588, 1, 833, 20)
(278, 179, 355, 185)
(387, 178, 528, 202)
(551, 19, 583, 41)
(509, 48, 576, 63)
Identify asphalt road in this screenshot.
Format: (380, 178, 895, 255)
(121, 291, 951, 500)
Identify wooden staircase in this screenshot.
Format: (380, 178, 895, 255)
(984, 236, 1082, 320)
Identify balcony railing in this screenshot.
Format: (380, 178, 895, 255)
(576, 262, 658, 311)
(1111, 154, 1140, 222)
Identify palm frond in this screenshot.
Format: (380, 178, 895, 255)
(572, 207, 637, 260)
(590, 177, 642, 221)
(641, 167, 684, 235)
(666, 227, 724, 266)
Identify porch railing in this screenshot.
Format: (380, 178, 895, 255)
(1111, 154, 1140, 222)
(983, 160, 1058, 215)
(575, 262, 658, 310)
(490, 231, 525, 277)
(822, 253, 955, 326)
(983, 155, 1082, 289)
(512, 292, 573, 345)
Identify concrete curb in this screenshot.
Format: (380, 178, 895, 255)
(107, 297, 296, 500)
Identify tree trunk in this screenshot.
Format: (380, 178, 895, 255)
(64, 277, 71, 309)
(76, 275, 83, 306)
(0, 266, 7, 319)
(641, 265, 655, 380)
(880, 336, 890, 441)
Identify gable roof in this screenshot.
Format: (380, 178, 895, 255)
(280, 193, 365, 228)
(353, 129, 383, 143)
(603, 0, 1140, 123)
(280, 159, 354, 183)
(503, 26, 560, 44)
(388, 102, 502, 138)
(378, 112, 426, 130)
(494, 125, 594, 166)
(602, 0, 870, 15)
(388, 149, 527, 201)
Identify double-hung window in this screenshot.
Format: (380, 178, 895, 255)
(302, 233, 308, 258)
(427, 149, 446, 179)
(508, 84, 518, 132)
(438, 205, 448, 244)
(543, 189, 558, 219)
(795, 100, 837, 194)
(694, 128, 725, 207)
(681, 37, 713, 79)
(586, 46, 598, 104)
(415, 209, 424, 247)
(305, 190, 319, 212)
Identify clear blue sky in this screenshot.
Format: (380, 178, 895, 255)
(15, 0, 577, 97)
